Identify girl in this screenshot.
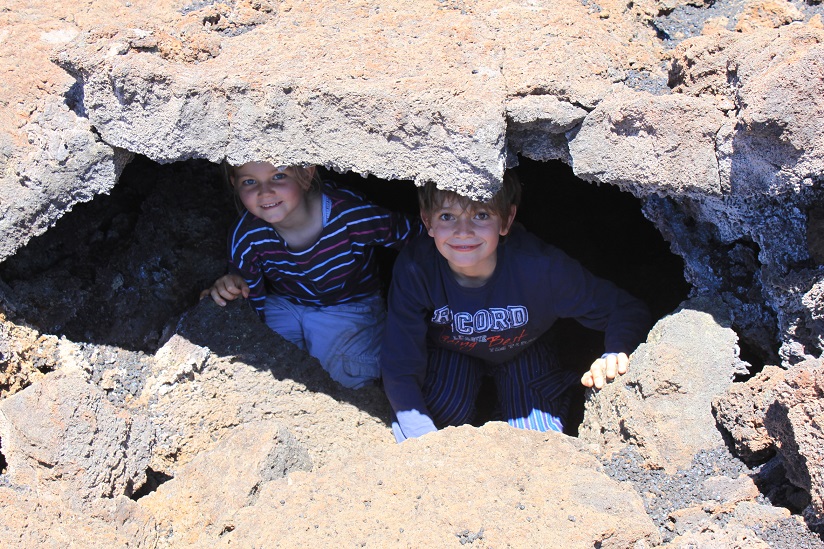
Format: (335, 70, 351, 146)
(203, 161, 421, 389)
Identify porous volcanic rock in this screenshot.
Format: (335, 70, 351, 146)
(0, 489, 157, 549)
(3, 0, 824, 547)
(713, 365, 786, 464)
(764, 357, 824, 529)
(0, 366, 154, 507)
(140, 420, 312, 545)
(579, 297, 749, 472)
(218, 423, 661, 549)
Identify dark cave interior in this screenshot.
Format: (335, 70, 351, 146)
(0, 154, 691, 433)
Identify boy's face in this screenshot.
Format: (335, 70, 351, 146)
(230, 162, 314, 227)
(423, 197, 516, 285)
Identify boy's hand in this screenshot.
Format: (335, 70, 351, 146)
(199, 274, 250, 306)
(581, 352, 629, 389)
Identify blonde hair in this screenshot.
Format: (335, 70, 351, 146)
(418, 170, 522, 221)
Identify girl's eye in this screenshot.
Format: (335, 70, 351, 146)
(272, 173, 287, 181)
(241, 178, 257, 186)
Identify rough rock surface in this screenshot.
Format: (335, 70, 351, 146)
(142, 299, 395, 471)
(0, 308, 68, 398)
(0, 366, 154, 506)
(764, 357, 824, 529)
(219, 424, 660, 549)
(569, 87, 727, 197)
(662, 23, 824, 365)
(140, 420, 312, 545)
(3, 0, 822, 367)
(0, 489, 157, 549)
(713, 365, 786, 464)
(3, 0, 824, 547)
(579, 297, 749, 472)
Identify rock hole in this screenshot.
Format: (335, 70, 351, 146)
(340, 156, 690, 435)
(515, 158, 690, 435)
(0, 155, 235, 353)
(6, 154, 688, 413)
(65, 79, 86, 118)
(0, 442, 7, 475)
(0, 154, 688, 436)
(130, 467, 174, 500)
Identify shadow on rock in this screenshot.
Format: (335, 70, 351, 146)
(175, 296, 393, 426)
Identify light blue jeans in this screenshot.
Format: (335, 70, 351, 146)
(263, 293, 385, 389)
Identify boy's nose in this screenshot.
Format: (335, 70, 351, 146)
(455, 217, 474, 235)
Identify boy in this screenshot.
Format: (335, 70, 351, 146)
(381, 171, 650, 442)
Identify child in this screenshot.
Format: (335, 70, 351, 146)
(381, 171, 651, 442)
(203, 161, 421, 389)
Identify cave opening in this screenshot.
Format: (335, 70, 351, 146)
(130, 467, 174, 501)
(0, 155, 236, 353)
(337, 156, 691, 433)
(514, 158, 691, 433)
(0, 154, 689, 433)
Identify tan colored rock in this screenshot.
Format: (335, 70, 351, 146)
(0, 311, 52, 398)
(670, 24, 824, 197)
(568, 86, 727, 198)
(667, 505, 714, 537)
(735, 1, 804, 33)
(0, 488, 157, 549)
(218, 423, 661, 548)
(764, 357, 824, 526)
(0, 0, 131, 262)
(701, 474, 760, 506)
(702, 16, 732, 35)
(0, 367, 154, 506)
(479, 0, 664, 108)
(141, 420, 311, 545)
(712, 365, 786, 463)
(580, 298, 747, 472)
(137, 300, 395, 473)
(732, 500, 792, 526)
(54, 1, 510, 200)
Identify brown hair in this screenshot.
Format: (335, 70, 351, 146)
(418, 170, 522, 221)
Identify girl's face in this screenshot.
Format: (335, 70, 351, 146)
(231, 162, 315, 228)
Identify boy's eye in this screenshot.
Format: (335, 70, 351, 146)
(474, 211, 491, 220)
(438, 213, 454, 221)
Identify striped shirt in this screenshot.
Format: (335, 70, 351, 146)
(228, 180, 421, 320)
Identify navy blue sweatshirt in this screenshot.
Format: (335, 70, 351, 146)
(381, 224, 651, 440)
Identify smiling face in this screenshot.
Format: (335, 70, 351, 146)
(423, 198, 516, 287)
(230, 162, 315, 229)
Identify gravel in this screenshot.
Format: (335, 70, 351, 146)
(601, 445, 824, 547)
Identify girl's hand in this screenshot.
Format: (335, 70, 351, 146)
(581, 352, 629, 389)
(199, 274, 250, 306)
